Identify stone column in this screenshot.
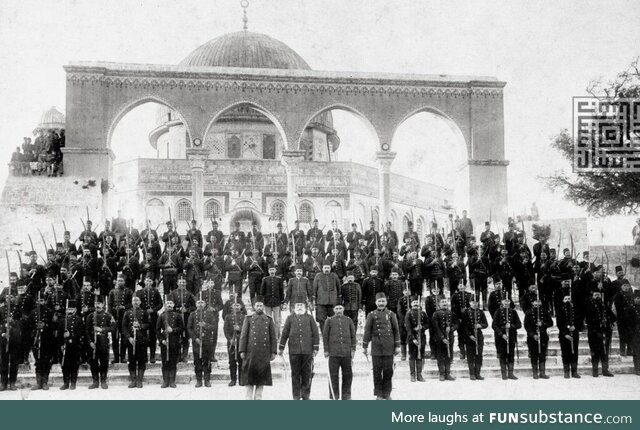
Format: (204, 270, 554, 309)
(376, 151, 396, 226)
(186, 148, 210, 225)
(281, 150, 306, 225)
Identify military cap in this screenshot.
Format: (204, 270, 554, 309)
(145, 272, 155, 280)
(615, 265, 623, 272)
(277, 222, 283, 227)
(390, 267, 400, 274)
(67, 299, 77, 308)
(268, 263, 276, 269)
(294, 220, 300, 224)
(254, 295, 264, 304)
(375, 292, 386, 300)
(95, 295, 105, 304)
(9, 271, 17, 277)
(116, 271, 124, 279)
(485, 221, 490, 226)
(351, 222, 357, 227)
(346, 271, 354, 276)
(313, 219, 318, 223)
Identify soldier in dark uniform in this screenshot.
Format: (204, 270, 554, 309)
(461, 296, 487, 380)
(156, 298, 184, 388)
(260, 265, 284, 339)
(185, 220, 203, 251)
(183, 247, 204, 296)
(227, 222, 246, 254)
(224, 301, 246, 386)
(405, 296, 428, 382)
(245, 248, 266, 304)
(135, 273, 163, 363)
(323, 304, 356, 400)
(188, 298, 217, 387)
(326, 247, 347, 280)
(614, 281, 635, 356)
(557, 291, 582, 378)
(403, 251, 423, 297)
(346, 223, 363, 260)
(122, 296, 149, 388)
(117, 242, 140, 291)
(432, 297, 456, 381)
(451, 284, 473, 360)
(239, 297, 277, 400)
(362, 266, 387, 315)
(524, 298, 553, 379)
(306, 219, 325, 253)
(59, 300, 84, 390)
(396, 282, 412, 360)
(224, 248, 244, 297)
(86, 296, 115, 389)
(402, 221, 420, 250)
(14, 281, 34, 366)
(24, 251, 45, 295)
(279, 301, 320, 400)
(170, 274, 196, 362)
(313, 264, 341, 332)
(492, 297, 522, 380)
(0, 282, 21, 391)
(285, 267, 312, 308)
(629, 291, 640, 375)
(362, 293, 400, 400)
(487, 276, 514, 317)
(585, 290, 615, 377)
(76, 277, 95, 364)
(340, 272, 361, 328)
(108, 272, 133, 363)
(206, 221, 225, 255)
(30, 291, 56, 390)
(199, 278, 223, 363)
(159, 236, 181, 292)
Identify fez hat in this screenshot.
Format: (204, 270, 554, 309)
(375, 292, 387, 300)
(313, 219, 318, 223)
(268, 263, 276, 269)
(67, 299, 77, 308)
(254, 295, 264, 304)
(95, 295, 105, 304)
(116, 271, 124, 279)
(351, 222, 357, 227)
(346, 271, 354, 277)
(370, 265, 379, 272)
(485, 221, 490, 226)
(145, 272, 155, 280)
(615, 265, 623, 272)
(277, 223, 283, 227)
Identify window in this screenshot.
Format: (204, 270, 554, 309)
(271, 200, 285, 221)
(205, 199, 221, 219)
(227, 134, 241, 158)
(263, 134, 276, 159)
(403, 215, 410, 234)
(299, 202, 313, 224)
(176, 200, 192, 222)
(146, 198, 164, 207)
(416, 218, 423, 241)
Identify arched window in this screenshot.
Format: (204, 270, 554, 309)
(390, 211, 397, 231)
(146, 198, 164, 208)
(372, 208, 379, 231)
(176, 199, 192, 222)
(204, 199, 221, 219)
(271, 200, 286, 221)
(299, 202, 313, 224)
(416, 218, 424, 242)
(403, 215, 411, 234)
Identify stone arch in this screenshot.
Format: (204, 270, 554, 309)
(202, 100, 289, 151)
(106, 94, 193, 150)
(229, 207, 262, 233)
(295, 103, 381, 152)
(233, 200, 258, 211)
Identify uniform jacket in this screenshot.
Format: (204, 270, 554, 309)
(322, 314, 356, 357)
(279, 312, 320, 355)
(362, 308, 400, 356)
(313, 272, 341, 305)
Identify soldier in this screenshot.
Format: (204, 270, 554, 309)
(383, 221, 399, 252)
(185, 219, 203, 251)
(585, 290, 615, 377)
(557, 291, 582, 378)
(122, 296, 149, 388)
(451, 284, 473, 360)
(239, 297, 277, 400)
(326, 247, 347, 280)
(341, 272, 361, 327)
(306, 219, 325, 252)
(432, 297, 456, 381)
(135, 273, 163, 363)
(206, 220, 225, 255)
(183, 247, 204, 296)
(159, 235, 181, 292)
(260, 265, 284, 338)
(279, 301, 320, 400)
(405, 296, 428, 382)
(396, 282, 412, 361)
(346, 223, 363, 259)
(15, 282, 34, 366)
(614, 281, 635, 356)
(58, 300, 84, 390)
(346, 248, 368, 285)
(0, 281, 21, 391)
(487, 276, 514, 317)
(305, 247, 324, 283)
(403, 251, 423, 297)
(117, 241, 140, 291)
(224, 301, 246, 386)
(402, 221, 420, 249)
(24, 250, 45, 294)
(629, 291, 640, 375)
(29, 291, 55, 390)
(156, 298, 183, 388)
(188, 298, 217, 387)
(322, 303, 356, 400)
(245, 248, 266, 304)
(108, 272, 133, 363)
(362, 293, 400, 400)
(45, 273, 69, 365)
(285, 266, 312, 308)
(170, 274, 196, 362)
(313, 264, 341, 332)
(446, 253, 466, 295)
(86, 296, 116, 389)
(224, 248, 244, 298)
(362, 266, 387, 315)
(461, 296, 487, 380)
(524, 298, 553, 379)
(76, 277, 95, 364)
(492, 297, 522, 380)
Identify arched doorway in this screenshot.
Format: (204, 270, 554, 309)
(229, 207, 262, 233)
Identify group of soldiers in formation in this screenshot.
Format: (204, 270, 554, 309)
(1, 211, 640, 400)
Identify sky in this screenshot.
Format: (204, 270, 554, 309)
(1, 0, 639, 241)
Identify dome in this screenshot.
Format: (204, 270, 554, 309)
(34, 106, 65, 134)
(179, 31, 311, 70)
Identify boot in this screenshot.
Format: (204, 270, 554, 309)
(137, 369, 144, 388)
(401, 344, 407, 361)
(169, 369, 177, 388)
(409, 359, 416, 382)
(507, 362, 518, 380)
(41, 376, 49, 390)
(149, 346, 156, 364)
(444, 361, 455, 381)
(468, 361, 476, 380)
(204, 374, 211, 387)
(438, 360, 445, 381)
(60, 379, 69, 390)
(100, 373, 108, 389)
(0, 383, 5, 392)
(602, 360, 614, 377)
(563, 364, 570, 379)
(500, 359, 508, 380)
(565, 361, 578, 378)
(8, 382, 17, 391)
(475, 362, 484, 380)
(88, 374, 99, 389)
(32, 374, 42, 390)
(416, 360, 425, 382)
(592, 360, 599, 377)
(161, 368, 169, 388)
(195, 377, 203, 388)
(128, 370, 137, 388)
(539, 362, 549, 379)
(532, 360, 539, 379)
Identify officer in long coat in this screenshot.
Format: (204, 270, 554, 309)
(278, 302, 320, 400)
(239, 297, 277, 400)
(362, 292, 400, 400)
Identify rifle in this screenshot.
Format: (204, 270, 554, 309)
(505, 303, 510, 355)
(472, 285, 479, 356)
(4, 250, 10, 360)
(35, 291, 42, 358)
(86, 206, 91, 224)
(62, 299, 69, 366)
(417, 294, 422, 360)
(52, 223, 58, 249)
(93, 298, 98, 359)
(536, 285, 541, 358)
(165, 294, 170, 361)
(199, 292, 203, 358)
(133, 303, 137, 358)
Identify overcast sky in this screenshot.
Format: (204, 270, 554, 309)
(1, 0, 639, 232)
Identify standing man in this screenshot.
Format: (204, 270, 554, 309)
(557, 291, 582, 378)
(432, 297, 457, 381)
(170, 274, 196, 362)
(585, 290, 615, 377)
(122, 296, 149, 388)
(313, 264, 341, 332)
(346, 223, 363, 259)
(279, 302, 320, 400)
(187, 298, 217, 387)
(461, 296, 488, 380)
(239, 297, 277, 400)
(260, 265, 284, 339)
(0, 284, 21, 391)
(135, 273, 163, 363)
(362, 293, 400, 400)
(156, 298, 184, 388)
(340, 272, 361, 327)
(58, 300, 84, 390)
(323, 304, 356, 400)
(108, 272, 133, 364)
(524, 298, 553, 379)
(492, 297, 522, 380)
(86, 296, 115, 389)
(285, 266, 312, 308)
(405, 296, 428, 382)
(224, 301, 246, 386)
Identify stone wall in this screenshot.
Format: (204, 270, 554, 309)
(589, 245, 640, 284)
